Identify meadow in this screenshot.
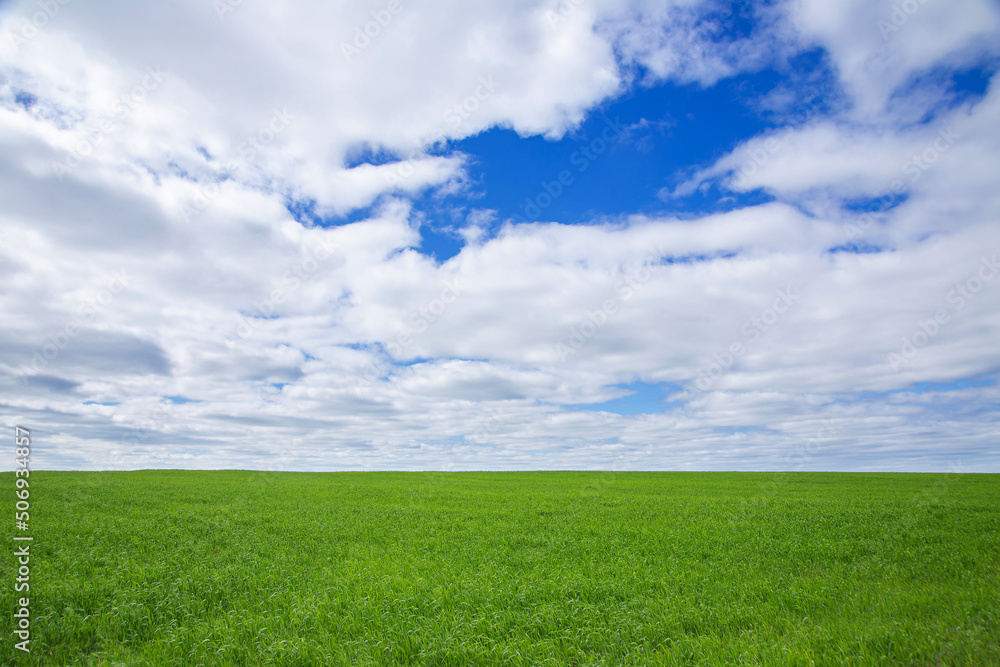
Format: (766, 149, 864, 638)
(4, 470, 998, 666)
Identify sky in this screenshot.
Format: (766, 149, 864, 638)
(1, 0, 999, 472)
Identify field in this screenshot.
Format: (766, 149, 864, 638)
(4, 471, 999, 666)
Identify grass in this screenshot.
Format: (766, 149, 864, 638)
(3, 470, 999, 666)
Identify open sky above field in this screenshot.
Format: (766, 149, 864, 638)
(1, 0, 998, 471)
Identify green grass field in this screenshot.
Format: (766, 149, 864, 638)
(4, 471, 999, 666)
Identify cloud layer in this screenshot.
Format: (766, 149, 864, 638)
(1, 0, 998, 472)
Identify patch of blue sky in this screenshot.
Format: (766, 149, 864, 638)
(844, 377, 995, 401)
(827, 242, 886, 255)
(572, 381, 683, 415)
(14, 90, 37, 110)
(283, 34, 991, 274)
(889, 59, 999, 124)
(407, 50, 845, 250)
(164, 395, 200, 404)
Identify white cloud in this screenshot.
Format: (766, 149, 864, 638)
(0, 0, 998, 472)
(598, 0, 792, 86)
(787, 0, 1000, 117)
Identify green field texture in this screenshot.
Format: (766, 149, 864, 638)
(3, 471, 999, 666)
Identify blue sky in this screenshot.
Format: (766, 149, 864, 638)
(1, 0, 999, 472)
(370, 49, 994, 262)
